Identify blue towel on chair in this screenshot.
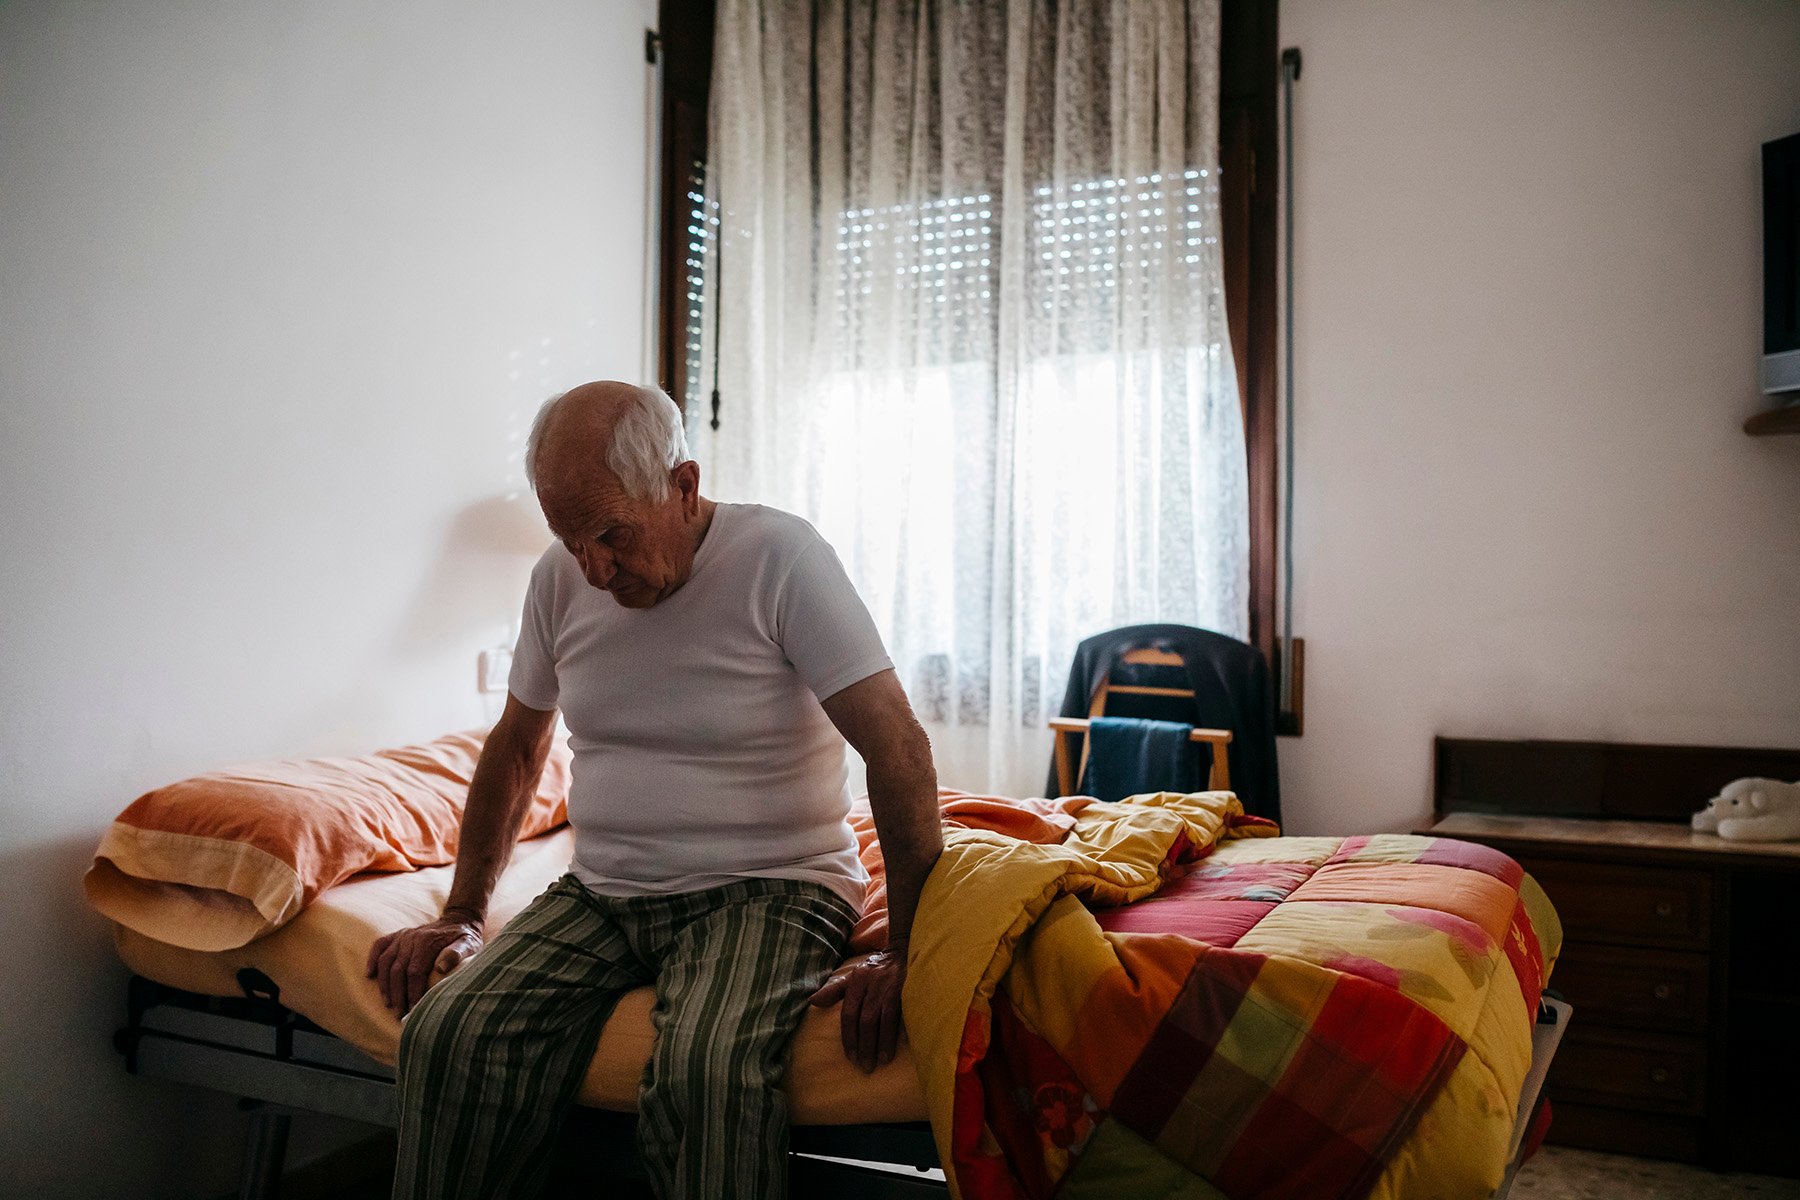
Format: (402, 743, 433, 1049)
(1078, 716, 1203, 803)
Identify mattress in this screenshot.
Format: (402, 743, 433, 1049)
(113, 827, 926, 1125)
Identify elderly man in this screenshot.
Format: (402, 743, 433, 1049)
(367, 381, 942, 1199)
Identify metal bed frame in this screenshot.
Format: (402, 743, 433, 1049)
(114, 972, 944, 1199)
(114, 970, 1569, 1200)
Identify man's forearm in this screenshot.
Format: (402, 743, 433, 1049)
(867, 750, 943, 954)
(443, 721, 552, 923)
(880, 838, 940, 954)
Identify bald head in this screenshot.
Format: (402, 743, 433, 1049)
(525, 381, 690, 502)
(527, 381, 712, 609)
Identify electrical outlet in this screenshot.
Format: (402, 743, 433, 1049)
(477, 647, 512, 695)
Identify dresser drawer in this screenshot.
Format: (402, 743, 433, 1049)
(1547, 1029, 1707, 1115)
(1550, 942, 1710, 1034)
(1524, 859, 1712, 950)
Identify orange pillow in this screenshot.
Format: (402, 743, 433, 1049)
(84, 730, 571, 951)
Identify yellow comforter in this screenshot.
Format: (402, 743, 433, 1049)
(903, 792, 1561, 1200)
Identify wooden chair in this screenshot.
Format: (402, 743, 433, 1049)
(1049, 646, 1234, 797)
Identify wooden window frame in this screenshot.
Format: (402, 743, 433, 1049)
(653, 0, 1287, 727)
(653, 0, 717, 418)
(1218, 0, 1290, 732)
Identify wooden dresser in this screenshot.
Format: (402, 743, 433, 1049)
(1417, 737, 1800, 1176)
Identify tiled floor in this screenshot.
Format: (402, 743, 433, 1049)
(1512, 1146, 1800, 1199)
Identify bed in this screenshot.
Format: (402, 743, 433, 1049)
(101, 787, 1568, 1200)
(111, 824, 940, 1197)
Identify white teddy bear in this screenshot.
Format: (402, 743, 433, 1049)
(1692, 777, 1800, 842)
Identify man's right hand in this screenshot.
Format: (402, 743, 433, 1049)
(366, 915, 484, 1017)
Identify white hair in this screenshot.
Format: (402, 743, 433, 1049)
(525, 383, 690, 503)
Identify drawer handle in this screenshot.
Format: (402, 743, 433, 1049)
(1649, 1066, 1671, 1086)
(1654, 900, 1675, 919)
(1652, 983, 1672, 1001)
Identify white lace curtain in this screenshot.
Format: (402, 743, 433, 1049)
(695, 0, 1247, 796)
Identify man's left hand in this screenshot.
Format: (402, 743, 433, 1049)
(810, 948, 906, 1074)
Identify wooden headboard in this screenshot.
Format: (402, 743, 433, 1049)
(1433, 736, 1800, 824)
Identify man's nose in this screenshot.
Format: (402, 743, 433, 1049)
(574, 542, 615, 588)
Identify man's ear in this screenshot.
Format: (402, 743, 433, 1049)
(673, 460, 702, 515)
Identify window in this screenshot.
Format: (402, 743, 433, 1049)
(654, 0, 1289, 748)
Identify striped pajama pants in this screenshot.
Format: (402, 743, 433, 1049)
(391, 874, 856, 1200)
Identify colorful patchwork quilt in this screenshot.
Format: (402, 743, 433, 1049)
(903, 792, 1562, 1200)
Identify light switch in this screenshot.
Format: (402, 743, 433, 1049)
(477, 647, 512, 694)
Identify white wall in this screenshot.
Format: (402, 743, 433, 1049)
(0, 1, 654, 1194)
(1278, 0, 1800, 836)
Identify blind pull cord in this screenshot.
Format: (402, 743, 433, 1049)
(710, 169, 724, 432)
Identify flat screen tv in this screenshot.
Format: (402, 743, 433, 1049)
(1765, 131, 1800, 396)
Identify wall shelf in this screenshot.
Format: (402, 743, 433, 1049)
(1744, 404, 1800, 436)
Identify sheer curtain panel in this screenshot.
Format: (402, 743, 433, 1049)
(697, 0, 1247, 796)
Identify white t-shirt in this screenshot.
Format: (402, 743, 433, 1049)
(507, 502, 892, 909)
